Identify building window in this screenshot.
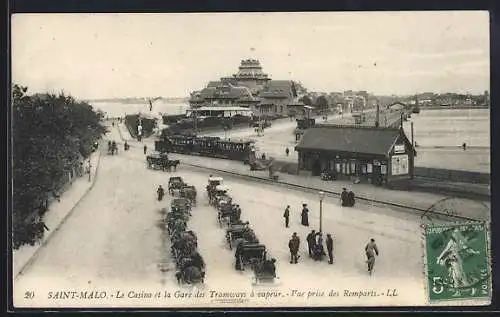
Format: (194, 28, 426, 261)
(343, 162, 349, 175)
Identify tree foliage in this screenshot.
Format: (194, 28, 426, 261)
(314, 95, 329, 110)
(12, 84, 106, 248)
(299, 95, 313, 106)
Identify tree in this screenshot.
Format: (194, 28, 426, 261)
(314, 95, 329, 110)
(12, 84, 106, 248)
(299, 95, 313, 106)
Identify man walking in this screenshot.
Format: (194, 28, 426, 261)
(306, 230, 317, 257)
(365, 238, 379, 275)
(283, 205, 290, 228)
(288, 232, 300, 264)
(326, 234, 334, 264)
(285, 147, 290, 157)
(144, 145, 147, 155)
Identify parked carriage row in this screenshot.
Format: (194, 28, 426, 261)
(164, 177, 204, 285)
(205, 176, 278, 285)
(155, 135, 254, 164)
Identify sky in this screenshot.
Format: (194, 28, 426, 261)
(12, 12, 490, 99)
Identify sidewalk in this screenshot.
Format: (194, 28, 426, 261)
(118, 122, 134, 141)
(408, 177, 490, 198)
(168, 154, 490, 222)
(13, 148, 103, 278)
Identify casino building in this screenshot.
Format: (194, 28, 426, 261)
(189, 59, 305, 117)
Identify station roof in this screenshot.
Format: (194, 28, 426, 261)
(259, 80, 295, 98)
(295, 124, 414, 156)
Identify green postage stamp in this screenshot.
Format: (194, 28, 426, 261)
(423, 221, 491, 303)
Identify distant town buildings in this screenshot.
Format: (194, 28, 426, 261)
(406, 92, 489, 107)
(188, 59, 488, 119)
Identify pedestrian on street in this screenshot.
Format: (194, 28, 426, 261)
(306, 230, 317, 257)
(144, 145, 147, 155)
(285, 147, 290, 156)
(235, 240, 245, 270)
(462, 142, 467, 151)
(288, 232, 300, 264)
(301, 204, 309, 227)
(283, 205, 290, 228)
(365, 238, 379, 274)
(340, 188, 348, 207)
(326, 234, 334, 264)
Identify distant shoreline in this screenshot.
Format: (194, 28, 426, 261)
(85, 97, 189, 104)
(419, 105, 489, 110)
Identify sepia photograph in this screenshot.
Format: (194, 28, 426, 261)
(11, 11, 491, 308)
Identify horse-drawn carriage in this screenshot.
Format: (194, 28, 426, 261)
(147, 152, 167, 169)
(233, 240, 279, 285)
(179, 185, 197, 206)
(175, 251, 206, 285)
(234, 241, 267, 270)
(107, 140, 118, 155)
(211, 185, 232, 208)
(147, 152, 180, 172)
(217, 202, 241, 228)
(165, 210, 189, 236)
(225, 222, 259, 250)
(171, 198, 192, 214)
(170, 231, 205, 285)
(168, 177, 185, 196)
(207, 176, 223, 199)
(251, 257, 278, 285)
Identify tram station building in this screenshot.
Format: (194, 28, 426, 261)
(294, 124, 417, 186)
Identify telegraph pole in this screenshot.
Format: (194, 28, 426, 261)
(411, 121, 415, 148)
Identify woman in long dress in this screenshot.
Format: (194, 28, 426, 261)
(436, 229, 479, 290)
(301, 204, 309, 226)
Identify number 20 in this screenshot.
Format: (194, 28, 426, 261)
(432, 277, 444, 294)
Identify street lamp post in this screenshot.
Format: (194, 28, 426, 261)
(319, 191, 325, 233)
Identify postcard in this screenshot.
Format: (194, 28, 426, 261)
(11, 11, 491, 308)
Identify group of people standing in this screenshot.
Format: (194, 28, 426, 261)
(282, 191, 378, 273)
(288, 231, 334, 265)
(288, 231, 380, 274)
